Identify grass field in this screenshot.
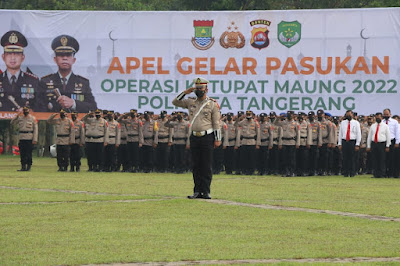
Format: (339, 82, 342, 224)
(1, 156, 400, 265)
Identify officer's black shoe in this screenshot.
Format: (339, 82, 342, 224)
(26, 165, 31, 171)
(17, 164, 26, 171)
(58, 167, 63, 172)
(76, 166, 80, 172)
(94, 166, 100, 172)
(187, 192, 202, 199)
(70, 166, 75, 172)
(202, 193, 212, 199)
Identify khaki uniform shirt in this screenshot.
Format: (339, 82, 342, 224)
(298, 120, 312, 146)
(157, 118, 173, 144)
(319, 118, 335, 145)
(142, 119, 159, 146)
(259, 121, 273, 147)
(82, 116, 109, 143)
(360, 123, 370, 148)
(72, 120, 85, 145)
(47, 114, 75, 145)
(236, 119, 261, 147)
(165, 120, 190, 145)
(120, 117, 144, 144)
(11, 114, 38, 142)
(224, 121, 237, 147)
(309, 121, 322, 146)
(279, 120, 300, 146)
(271, 120, 283, 146)
(172, 95, 220, 132)
(120, 122, 128, 145)
(107, 119, 121, 145)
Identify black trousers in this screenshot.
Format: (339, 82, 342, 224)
(56, 145, 70, 168)
(141, 145, 154, 172)
(155, 142, 170, 172)
(240, 145, 256, 175)
(19, 140, 33, 166)
(117, 144, 129, 171)
(127, 142, 140, 170)
(332, 146, 342, 175)
(257, 146, 269, 175)
(190, 133, 214, 194)
(224, 146, 235, 174)
(104, 144, 117, 171)
(174, 144, 186, 173)
(372, 142, 386, 178)
(70, 144, 82, 167)
(318, 143, 331, 174)
(308, 145, 319, 175)
(86, 142, 104, 168)
(213, 144, 224, 174)
(386, 139, 397, 177)
(269, 144, 280, 174)
(297, 145, 309, 175)
(281, 145, 296, 175)
(342, 139, 356, 176)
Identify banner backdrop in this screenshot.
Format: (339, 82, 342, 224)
(0, 8, 399, 117)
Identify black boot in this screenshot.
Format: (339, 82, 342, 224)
(88, 165, 93, 172)
(70, 166, 75, 172)
(17, 164, 26, 171)
(26, 165, 31, 171)
(76, 166, 80, 172)
(58, 167, 62, 172)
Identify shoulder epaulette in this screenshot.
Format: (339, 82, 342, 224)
(24, 71, 39, 79)
(188, 97, 196, 100)
(209, 98, 217, 102)
(76, 75, 89, 81)
(41, 73, 53, 79)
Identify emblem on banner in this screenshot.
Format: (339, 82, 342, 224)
(192, 20, 215, 50)
(278, 21, 301, 48)
(219, 21, 245, 49)
(250, 20, 271, 50)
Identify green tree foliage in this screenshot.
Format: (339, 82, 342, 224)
(0, 0, 399, 10)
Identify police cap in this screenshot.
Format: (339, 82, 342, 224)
(52, 35, 79, 55)
(160, 110, 167, 115)
(246, 110, 253, 116)
(95, 109, 101, 114)
(23, 106, 29, 111)
(269, 111, 276, 116)
(193, 77, 209, 85)
(108, 110, 114, 114)
(259, 113, 267, 117)
(227, 112, 234, 116)
(71, 111, 78, 115)
(325, 112, 332, 117)
(1, 30, 27, 53)
(130, 109, 137, 114)
(317, 109, 324, 116)
(237, 111, 244, 116)
(308, 111, 315, 116)
(102, 110, 108, 115)
(60, 109, 66, 114)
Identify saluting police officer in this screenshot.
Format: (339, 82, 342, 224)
(172, 77, 221, 199)
(82, 109, 109, 172)
(104, 110, 120, 172)
(70, 111, 85, 172)
(142, 111, 159, 173)
(269, 111, 283, 175)
(47, 110, 75, 171)
(0, 31, 40, 112)
(39, 35, 97, 113)
(11, 107, 38, 171)
(307, 111, 322, 176)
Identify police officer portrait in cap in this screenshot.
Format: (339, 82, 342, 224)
(172, 77, 221, 199)
(39, 34, 97, 113)
(0, 30, 40, 111)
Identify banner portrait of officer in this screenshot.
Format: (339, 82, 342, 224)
(0, 30, 39, 112)
(39, 34, 97, 113)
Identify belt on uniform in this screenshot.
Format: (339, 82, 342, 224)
(128, 134, 138, 137)
(192, 128, 213, 137)
(273, 138, 278, 141)
(261, 138, 269, 142)
(300, 136, 307, 139)
(86, 135, 104, 139)
(342, 139, 355, 142)
(323, 136, 329, 139)
(75, 136, 80, 139)
(228, 138, 236, 141)
(57, 134, 70, 137)
(121, 137, 127, 140)
(109, 136, 116, 138)
(144, 137, 154, 140)
(19, 131, 33, 134)
(173, 137, 186, 140)
(158, 136, 169, 139)
(241, 136, 256, 140)
(282, 137, 296, 140)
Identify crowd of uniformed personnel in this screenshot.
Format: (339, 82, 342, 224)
(12, 105, 400, 179)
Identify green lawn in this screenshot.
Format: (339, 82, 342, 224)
(1, 156, 400, 265)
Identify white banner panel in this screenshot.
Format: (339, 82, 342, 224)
(0, 8, 399, 115)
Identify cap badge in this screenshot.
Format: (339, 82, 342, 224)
(9, 33, 18, 44)
(61, 36, 68, 46)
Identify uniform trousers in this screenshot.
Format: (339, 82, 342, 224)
(141, 145, 154, 172)
(240, 145, 256, 175)
(190, 133, 214, 194)
(318, 143, 331, 174)
(358, 148, 367, 174)
(155, 142, 170, 172)
(223, 146, 235, 174)
(173, 144, 186, 173)
(281, 145, 296, 175)
(213, 144, 224, 174)
(104, 144, 117, 171)
(308, 145, 319, 175)
(372, 142, 386, 178)
(332, 146, 342, 175)
(56, 145, 70, 168)
(297, 145, 309, 175)
(19, 140, 33, 166)
(127, 142, 140, 171)
(269, 144, 280, 174)
(342, 139, 356, 176)
(257, 145, 269, 175)
(117, 144, 129, 171)
(70, 143, 82, 168)
(386, 139, 397, 177)
(86, 142, 104, 169)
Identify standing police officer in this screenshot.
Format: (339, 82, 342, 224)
(70, 111, 84, 172)
(223, 112, 237, 174)
(11, 107, 38, 171)
(155, 111, 173, 172)
(142, 111, 159, 173)
(258, 113, 273, 175)
(104, 110, 120, 172)
(172, 77, 221, 199)
(47, 110, 75, 171)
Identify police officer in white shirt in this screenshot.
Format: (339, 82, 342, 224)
(367, 112, 391, 178)
(338, 110, 361, 177)
(383, 108, 400, 177)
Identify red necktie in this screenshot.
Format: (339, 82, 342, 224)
(386, 120, 388, 125)
(374, 123, 380, 143)
(346, 121, 350, 141)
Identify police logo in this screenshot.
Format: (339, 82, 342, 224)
(191, 20, 215, 50)
(250, 20, 271, 50)
(9, 33, 18, 44)
(219, 21, 245, 49)
(278, 21, 301, 48)
(61, 36, 68, 46)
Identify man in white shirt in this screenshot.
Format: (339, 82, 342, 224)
(367, 113, 391, 178)
(338, 110, 361, 177)
(383, 108, 400, 178)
